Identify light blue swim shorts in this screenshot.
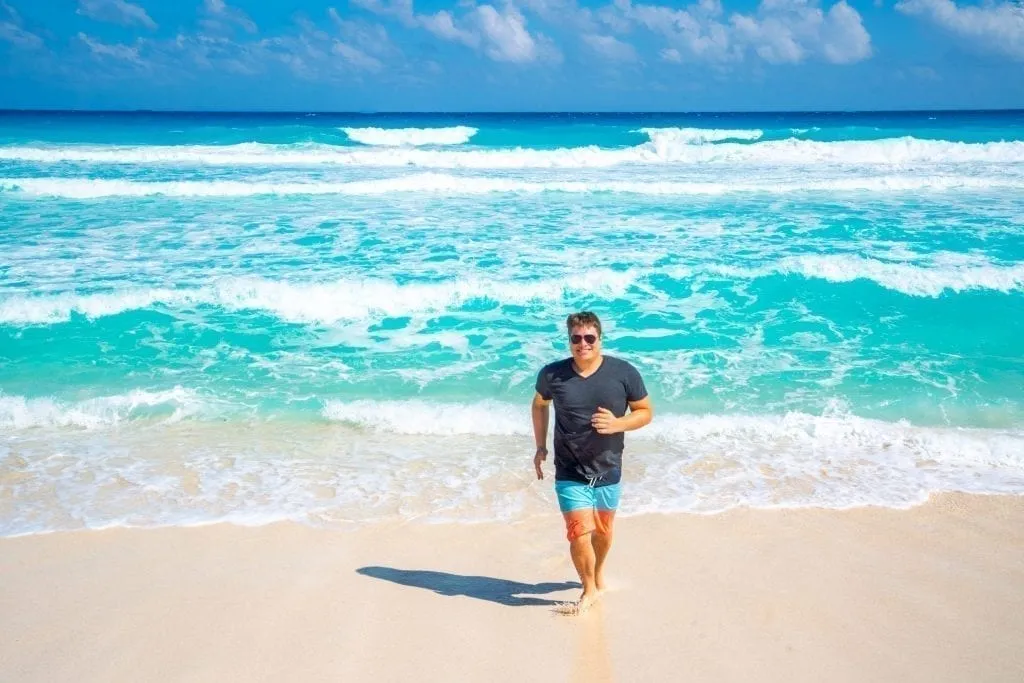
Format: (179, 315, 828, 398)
(554, 480, 622, 513)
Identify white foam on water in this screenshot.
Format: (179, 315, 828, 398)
(2, 136, 1024, 168)
(322, 399, 527, 435)
(778, 254, 1024, 297)
(697, 254, 1024, 297)
(4, 173, 1022, 198)
(2, 254, 1021, 327)
(342, 126, 478, 146)
(0, 270, 637, 324)
(4, 403, 1019, 536)
(320, 398, 1024, 469)
(638, 127, 764, 145)
(3, 402, 1023, 536)
(0, 387, 206, 430)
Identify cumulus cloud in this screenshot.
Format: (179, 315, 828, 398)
(201, 0, 257, 34)
(352, 0, 554, 63)
(583, 33, 639, 61)
(817, 0, 872, 63)
(611, 0, 871, 64)
(621, 0, 739, 62)
(420, 10, 479, 46)
(473, 5, 538, 62)
(896, 0, 1024, 60)
(730, 0, 871, 64)
(351, 0, 479, 45)
(77, 0, 157, 29)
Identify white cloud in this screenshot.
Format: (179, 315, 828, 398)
(896, 0, 1024, 60)
(260, 12, 394, 79)
(519, 0, 603, 32)
(352, 0, 554, 64)
(660, 47, 683, 62)
(77, 0, 157, 29)
(623, 0, 737, 62)
(583, 33, 638, 61)
(77, 31, 143, 64)
(473, 5, 539, 62)
(0, 0, 43, 49)
(616, 0, 871, 64)
(332, 40, 384, 71)
(351, 0, 479, 45)
(350, 0, 416, 25)
(0, 21, 41, 49)
(201, 0, 257, 34)
(176, 32, 261, 74)
(421, 10, 479, 46)
(817, 0, 872, 63)
(328, 8, 397, 56)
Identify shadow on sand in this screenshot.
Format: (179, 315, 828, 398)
(357, 566, 580, 607)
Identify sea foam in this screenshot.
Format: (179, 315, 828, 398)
(697, 255, 1024, 297)
(342, 126, 478, 146)
(639, 127, 764, 145)
(0, 271, 638, 324)
(0, 387, 204, 429)
(2, 257, 1020, 328)
(3, 174, 1021, 199)
(4, 397, 1021, 536)
(2, 136, 1024, 168)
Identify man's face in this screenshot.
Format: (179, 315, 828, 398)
(569, 324, 601, 363)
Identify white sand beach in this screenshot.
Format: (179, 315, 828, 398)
(2, 492, 1023, 682)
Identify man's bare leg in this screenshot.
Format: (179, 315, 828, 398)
(591, 530, 612, 591)
(569, 532, 600, 613)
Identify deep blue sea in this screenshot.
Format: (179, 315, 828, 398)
(1, 110, 1023, 536)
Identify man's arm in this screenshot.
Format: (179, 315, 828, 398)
(531, 392, 551, 479)
(592, 396, 653, 434)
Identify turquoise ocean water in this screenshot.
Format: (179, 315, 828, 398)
(1, 111, 1023, 536)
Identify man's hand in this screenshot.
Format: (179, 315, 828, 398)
(591, 407, 622, 435)
(533, 447, 547, 480)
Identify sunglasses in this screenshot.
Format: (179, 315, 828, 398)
(570, 334, 598, 345)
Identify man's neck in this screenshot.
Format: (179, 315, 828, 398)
(573, 354, 603, 375)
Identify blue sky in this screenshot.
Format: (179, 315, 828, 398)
(0, 0, 1022, 110)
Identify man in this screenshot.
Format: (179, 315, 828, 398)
(532, 311, 653, 613)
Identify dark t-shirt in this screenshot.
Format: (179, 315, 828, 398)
(535, 355, 648, 486)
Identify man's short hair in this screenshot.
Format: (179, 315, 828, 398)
(566, 311, 602, 337)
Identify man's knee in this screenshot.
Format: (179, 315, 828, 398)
(564, 511, 596, 542)
(594, 510, 615, 536)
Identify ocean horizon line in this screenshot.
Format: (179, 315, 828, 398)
(1, 108, 1023, 116)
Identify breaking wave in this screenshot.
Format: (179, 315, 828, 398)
(2, 136, 1023, 168)
(341, 126, 478, 146)
(3, 173, 1021, 199)
(2, 256, 1021, 327)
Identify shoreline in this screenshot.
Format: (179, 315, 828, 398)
(2, 492, 1023, 682)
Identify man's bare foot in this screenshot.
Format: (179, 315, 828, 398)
(552, 590, 601, 616)
(574, 590, 600, 615)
